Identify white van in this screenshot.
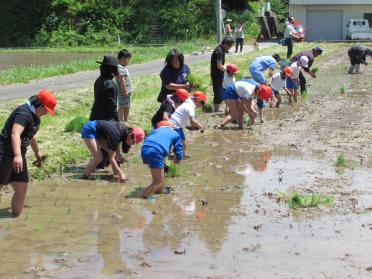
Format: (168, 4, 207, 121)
(346, 19, 372, 40)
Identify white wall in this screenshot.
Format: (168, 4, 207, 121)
(289, 4, 372, 39)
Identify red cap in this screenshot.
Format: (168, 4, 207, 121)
(226, 64, 240, 75)
(175, 89, 189, 102)
(132, 127, 145, 144)
(283, 66, 293, 78)
(157, 121, 174, 129)
(258, 85, 272, 101)
(38, 89, 57, 115)
(192, 91, 207, 103)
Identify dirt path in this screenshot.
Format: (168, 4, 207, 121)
(0, 47, 371, 279)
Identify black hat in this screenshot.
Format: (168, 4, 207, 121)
(96, 55, 118, 67)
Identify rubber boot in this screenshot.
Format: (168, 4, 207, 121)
(348, 65, 355, 74)
(355, 64, 360, 74)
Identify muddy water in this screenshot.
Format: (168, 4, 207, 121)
(0, 53, 102, 71)
(1, 47, 372, 278)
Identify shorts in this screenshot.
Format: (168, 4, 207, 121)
(0, 153, 29, 184)
(81, 121, 97, 139)
(174, 128, 185, 141)
(118, 92, 132, 108)
(257, 99, 265, 109)
(286, 78, 298, 90)
(249, 68, 267, 84)
(272, 89, 280, 96)
(141, 145, 165, 169)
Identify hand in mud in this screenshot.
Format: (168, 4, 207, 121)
(172, 157, 180, 164)
(118, 173, 127, 183)
(310, 71, 316, 78)
(365, 62, 368, 66)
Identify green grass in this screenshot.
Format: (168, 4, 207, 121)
(335, 154, 347, 167)
(0, 40, 214, 86)
(0, 42, 343, 180)
(64, 116, 88, 133)
(165, 158, 186, 178)
(277, 192, 334, 209)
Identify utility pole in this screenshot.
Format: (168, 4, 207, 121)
(216, 0, 222, 43)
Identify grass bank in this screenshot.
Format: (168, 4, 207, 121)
(0, 39, 214, 86)
(0, 42, 341, 180)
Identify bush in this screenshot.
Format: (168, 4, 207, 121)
(65, 116, 88, 133)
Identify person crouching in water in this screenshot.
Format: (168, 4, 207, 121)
(81, 120, 145, 182)
(169, 92, 206, 155)
(0, 90, 57, 217)
(348, 46, 372, 74)
(140, 121, 183, 198)
(269, 66, 293, 108)
(218, 80, 272, 128)
(151, 88, 189, 129)
(222, 64, 240, 115)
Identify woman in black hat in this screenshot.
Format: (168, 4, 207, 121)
(90, 56, 120, 122)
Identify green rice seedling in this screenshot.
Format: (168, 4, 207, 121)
(64, 116, 88, 133)
(165, 158, 186, 178)
(187, 74, 208, 92)
(277, 192, 334, 209)
(311, 67, 319, 74)
(235, 72, 243, 81)
(202, 103, 213, 113)
(335, 154, 347, 167)
(301, 90, 310, 102)
(339, 85, 345, 94)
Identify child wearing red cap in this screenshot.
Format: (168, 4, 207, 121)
(151, 88, 189, 129)
(140, 121, 183, 198)
(269, 66, 293, 108)
(0, 90, 57, 217)
(81, 120, 144, 182)
(218, 80, 271, 128)
(222, 64, 239, 114)
(169, 92, 206, 154)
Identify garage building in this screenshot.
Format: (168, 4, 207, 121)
(289, 0, 372, 41)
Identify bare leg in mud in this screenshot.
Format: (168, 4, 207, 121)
(11, 182, 28, 217)
(141, 168, 164, 199)
(83, 138, 103, 177)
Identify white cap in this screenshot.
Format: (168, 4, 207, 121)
(226, 19, 232, 22)
(300, 56, 309, 68)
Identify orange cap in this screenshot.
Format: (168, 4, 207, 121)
(283, 66, 293, 78)
(132, 127, 145, 144)
(157, 121, 174, 129)
(258, 85, 272, 101)
(192, 91, 207, 103)
(226, 64, 240, 75)
(175, 89, 189, 102)
(38, 89, 57, 115)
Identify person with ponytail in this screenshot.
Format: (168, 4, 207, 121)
(0, 90, 57, 217)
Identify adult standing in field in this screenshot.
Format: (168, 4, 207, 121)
(90, 56, 120, 122)
(283, 17, 299, 59)
(249, 53, 281, 85)
(234, 23, 245, 53)
(157, 49, 191, 104)
(347, 46, 372, 74)
(0, 90, 57, 217)
(290, 47, 323, 94)
(225, 19, 233, 37)
(210, 36, 234, 112)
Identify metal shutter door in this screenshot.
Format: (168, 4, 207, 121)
(306, 10, 343, 41)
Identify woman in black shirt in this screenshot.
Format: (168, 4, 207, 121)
(0, 90, 57, 217)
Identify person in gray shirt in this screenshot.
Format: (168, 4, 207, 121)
(234, 23, 244, 53)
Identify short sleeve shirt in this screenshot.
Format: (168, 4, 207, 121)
(284, 24, 295, 39)
(211, 44, 226, 78)
(290, 62, 301, 79)
(291, 50, 314, 69)
(95, 120, 128, 152)
(0, 104, 40, 155)
(250, 56, 277, 72)
(223, 74, 236, 90)
(116, 64, 132, 93)
(169, 98, 195, 129)
(234, 80, 258, 99)
(271, 72, 286, 91)
(158, 65, 191, 103)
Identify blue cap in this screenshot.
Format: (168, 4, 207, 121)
(315, 47, 323, 54)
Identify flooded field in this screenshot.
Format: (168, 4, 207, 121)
(0, 48, 372, 278)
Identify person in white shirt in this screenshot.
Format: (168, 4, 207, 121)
(270, 66, 293, 108)
(288, 56, 309, 104)
(283, 17, 299, 59)
(170, 92, 206, 154)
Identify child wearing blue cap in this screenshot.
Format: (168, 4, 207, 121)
(140, 121, 183, 198)
(249, 54, 281, 85)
